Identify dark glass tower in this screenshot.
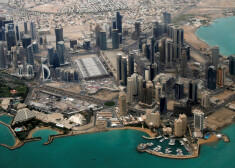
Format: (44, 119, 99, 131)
(112, 29, 119, 49)
(128, 52, 134, 76)
(116, 12, 122, 33)
(207, 66, 217, 90)
(188, 81, 198, 103)
(229, 55, 235, 75)
(99, 31, 107, 50)
(175, 82, 184, 99)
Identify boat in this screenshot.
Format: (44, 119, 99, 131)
(180, 140, 184, 146)
(165, 148, 172, 154)
(168, 139, 175, 146)
(156, 135, 162, 139)
(160, 138, 165, 142)
(147, 142, 154, 147)
(164, 137, 169, 140)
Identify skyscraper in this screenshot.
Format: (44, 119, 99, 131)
(6, 23, 16, 51)
(24, 22, 28, 34)
(134, 22, 141, 40)
(201, 91, 210, 108)
(165, 39, 173, 68)
(15, 25, 19, 41)
(174, 118, 183, 137)
(229, 55, 235, 75)
(116, 12, 122, 33)
(163, 12, 171, 24)
(121, 57, 127, 85)
(47, 45, 54, 66)
(175, 82, 184, 99)
(95, 25, 101, 47)
(160, 95, 167, 114)
(128, 52, 134, 77)
(155, 83, 162, 102)
(55, 28, 63, 46)
(30, 21, 36, 39)
(112, 29, 119, 49)
(181, 50, 187, 77)
(57, 41, 65, 65)
(194, 110, 204, 131)
(179, 114, 187, 134)
(212, 46, 219, 67)
(217, 65, 225, 87)
(127, 77, 134, 103)
(119, 92, 127, 116)
(207, 66, 217, 90)
(117, 54, 122, 81)
(146, 81, 153, 105)
(0, 41, 6, 69)
(188, 81, 198, 103)
(53, 51, 60, 68)
(26, 44, 34, 66)
(99, 31, 107, 50)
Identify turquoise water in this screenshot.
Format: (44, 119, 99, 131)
(0, 123, 15, 146)
(196, 16, 235, 57)
(0, 126, 235, 168)
(0, 115, 13, 125)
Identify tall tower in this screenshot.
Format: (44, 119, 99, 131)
(163, 12, 171, 24)
(181, 50, 187, 77)
(160, 95, 167, 114)
(30, 21, 36, 39)
(47, 45, 54, 66)
(127, 77, 134, 103)
(24, 21, 28, 34)
(121, 57, 127, 85)
(0, 41, 6, 69)
(57, 41, 65, 65)
(212, 46, 219, 67)
(99, 31, 107, 50)
(26, 44, 34, 66)
(119, 92, 127, 116)
(146, 112, 160, 128)
(55, 28, 63, 48)
(128, 52, 134, 76)
(117, 54, 122, 81)
(217, 65, 225, 87)
(188, 81, 198, 103)
(179, 114, 187, 134)
(116, 11, 122, 33)
(174, 118, 183, 137)
(201, 91, 210, 108)
(112, 29, 119, 49)
(155, 83, 162, 102)
(229, 55, 235, 75)
(165, 39, 173, 68)
(146, 81, 153, 105)
(207, 66, 217, 90)
(193, 110, 204, 131)
(175, 82, 184, 99)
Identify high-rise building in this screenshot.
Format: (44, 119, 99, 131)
(22, 36, 32, 49)
(179, 114, 187, 134)
(121, 57, 127, 85)
(127, 77, 134, 103)
(150, 36, 155, 63)
(188, 81, 198, 103)
(42, 64, 51, 81)
(99, 31, 107, 50)
(152, 21, 159, 38)
(165, 39, 173, 67)
(24, 22, 28, 34)
(229, 55, 235, 75)
(0, 41, 5, 69)
(117, 54, 122, 81)
(217, 65, 225, 87)
(138, 75, 143, 96)
(193, 110, 204, 131)
(146, 112, 160, 128)
(201, 91, 210, 108)
(53, 51, 60, 68)
(207, 66, 217, 90)
(95, 25, 101, 47)
(15, 25, 19, 41)
(150, 63, 158, 81)
(175, 82, 184, 99)
(6, 24, 16, 51)
(47, 45, 54, 66)
(173, 101, 192, 117)
(112, 29, 119, 49)
(163, 12, 171, 24)
(128, 52, 134, 76)
(55, 28, 63, 46)
(146, 81, 153, 105)
(57, 41, 65, 65)
(131, 73, 138, 96)
(116, 12, 122, 33)
(26, 64, 34, 77)
(119, 92, 127, 116)
(181, 50, 187, 77)
(144, 69, 150, 81)
(174, 118, 183, 137)
(160, 95, 167, 114)
(212, 46, 219, 67)
(155, 83, 162, 102)
(134, 21, 141, 39)
(26, 44, 34, 66)
(30, 21, 36, 39)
